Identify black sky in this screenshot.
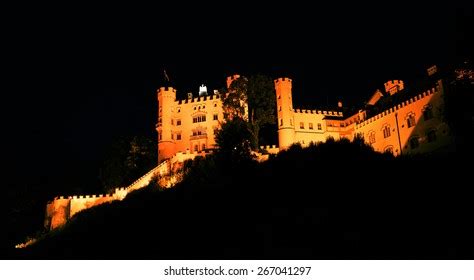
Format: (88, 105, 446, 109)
(4, 2, 472, 194)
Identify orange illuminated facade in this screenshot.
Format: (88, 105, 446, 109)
(275, 74, 452, 156)
(42, 66, 456, 233)
(156, 75, 241, 162)
(158, 67, 452, 160)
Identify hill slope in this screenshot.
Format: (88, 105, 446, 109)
(17, 140, 474, 259)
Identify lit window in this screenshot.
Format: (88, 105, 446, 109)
(193, 115, 206, 123)
(309, 123, 313, 130)
(423, 107, 433, 121)
(383, 125, 391, 138)
(317, 123, 322, 130)
(369, 131, 376, 144)
(427, 130, 436, 142)
(213, 114, 218, 121)
(410, 137, 419, 149)
(300, 122, 304, 129)
(407, 113, 415, 128)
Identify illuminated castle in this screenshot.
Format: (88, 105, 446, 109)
(42, 66, 453, 233)
(158, 67, 452, 161)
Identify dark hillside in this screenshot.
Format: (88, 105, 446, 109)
(17, 140, 474, 259)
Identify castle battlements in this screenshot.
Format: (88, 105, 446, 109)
(158, 87, 177, 93)
(44, 150, 205, 231)
(293, 108, 343, 117)
(356, 85, 437, 129)
(274, 77, 292, 84)
(175, 94, 222, 105)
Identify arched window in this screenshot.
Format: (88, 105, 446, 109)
(384, 146, 393, 154)
(382, 125, 391, 138)
(406, 112, 416, 128)
(368, 131, 376, 144)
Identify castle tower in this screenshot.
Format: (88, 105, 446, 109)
(157, 86, 177, 162)
(275, 77, 295, 149)
(384, 80, 404, 95)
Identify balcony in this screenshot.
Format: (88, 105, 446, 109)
(190, 133, 208, 140)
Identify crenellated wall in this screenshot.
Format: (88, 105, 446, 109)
(44, 151, 201, 231)
(355, 80, 451, 155)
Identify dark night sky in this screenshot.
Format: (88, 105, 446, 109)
(4, 2, 472, 194)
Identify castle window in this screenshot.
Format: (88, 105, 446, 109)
(300, 122, 304, 129)
(369, 131, 376, 144)
(280, 119, 283, 127)
(194, 107, 196, 110)
(158, 133, 162, 141)
(177, 119, 181, 126)
(171, 134, 174, 140)
(427, 130, 436, 142)
(423, 106, 433, 121)
(317, 123, 322, 130)
(194, 145, 198, 152)
(278, 95, 281, 99)
(383, 125, 391, 138)
(309, 123, 313, 130)
(203, 105, 205, 109)
(178, 108, 181, 113)
(406, 113, 415, 128)
(171, 119, 174, 125)
(177, 134, 181, 140)
(410, 137, 419, 149)
(384, 146, 393, 154)
(202, 144, 206, 150)
(214, 103, 217, 107)
(193, 115, 206, 123)
(213, 114, 218, 121)
(279, 106, 281, 111)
